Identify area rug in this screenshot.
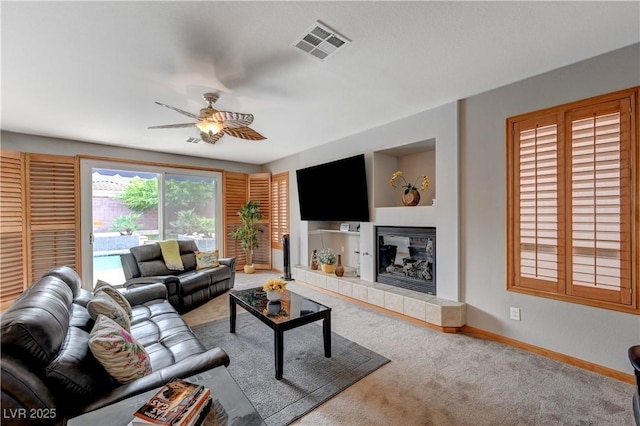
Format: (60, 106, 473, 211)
(192, 313, 390, 426)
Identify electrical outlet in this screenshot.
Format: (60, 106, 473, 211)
(510, 307, 521, 321)
(341, 246, 345, 252)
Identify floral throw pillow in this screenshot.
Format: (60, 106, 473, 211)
(88, 315, 152, 384)
(94, 280, 132, 318)
(195, 249, 220, 270)
(87, 291, 131, 331)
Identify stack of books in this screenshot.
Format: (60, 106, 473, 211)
(130, 378, 212, 426)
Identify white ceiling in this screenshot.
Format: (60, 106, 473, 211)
(2, 2, 639, 165)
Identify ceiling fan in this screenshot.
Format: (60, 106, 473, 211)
(148, 92, 266, 144)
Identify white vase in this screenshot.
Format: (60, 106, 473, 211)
(266, 290, 281, 302)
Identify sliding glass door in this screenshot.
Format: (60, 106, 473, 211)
(80, 160, 221, 288)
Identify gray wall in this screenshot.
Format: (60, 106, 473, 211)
(460, 43, 640, 373)
(0, 131, 262, 174)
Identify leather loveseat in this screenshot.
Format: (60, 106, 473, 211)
(0, 266, 229, 426)
(120, 240, 235, 313)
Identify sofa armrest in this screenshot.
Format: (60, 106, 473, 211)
(629, 345, 640, 372)
(219, 257, 236, 269)
(78, 347, 230, 414)
(121, 283, 168, 306)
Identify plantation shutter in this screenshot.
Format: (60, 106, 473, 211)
(512, 114, 565, 293)
(248, 173, 271, 270)
(567, 98, 632, 304)
(0, 150, 27, 310)
(271, 172, 289, 249)
(223, 172, 248, 267)
(26, 154, 79, 282)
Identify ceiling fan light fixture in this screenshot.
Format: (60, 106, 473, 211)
(196, 121, 223, 134)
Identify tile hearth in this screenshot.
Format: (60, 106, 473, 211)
(292, 266, 466, 332)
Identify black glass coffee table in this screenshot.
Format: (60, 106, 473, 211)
(229, 287, 332, 380)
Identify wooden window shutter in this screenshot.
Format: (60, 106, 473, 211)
(509, 113, 565, 294)
(508, 87, 637, 313)
(25, 154, 79, 283)
(271, 172, 289, 249)
(223, 172, 248, 266)
(248, 173, 271, 269)
(566, 98, 632, 304)
(0, 150, 27, 310)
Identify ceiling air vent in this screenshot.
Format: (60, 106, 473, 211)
(293, 21, 350, 61)
(185, 137, 201, 144)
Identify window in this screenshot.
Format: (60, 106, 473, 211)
(81, 160, 222, 285)
(507, 88, 638, 313)
(271, 172, 289, 249)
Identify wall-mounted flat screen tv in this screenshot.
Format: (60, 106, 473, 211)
(296, 154, 369, 222)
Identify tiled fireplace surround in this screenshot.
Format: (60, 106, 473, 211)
(292, 266, 466, 332)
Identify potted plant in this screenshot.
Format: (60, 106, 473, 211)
(229, 200, 263, 274)
(390, 171, 431, 206)
(111, 213, 142, 235)
(317, 248, 337, 273)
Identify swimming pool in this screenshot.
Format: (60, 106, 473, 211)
(93, 254, 125, 284)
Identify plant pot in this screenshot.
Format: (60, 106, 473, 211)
(266, 290, 282, 302)
(321, 264, 335, 274)
(244, 264, 256, 274)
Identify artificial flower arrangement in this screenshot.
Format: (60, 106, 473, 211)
(262, 278, 287, 293)
(390, 171, 431, 194)
(316, 248, 336, 265)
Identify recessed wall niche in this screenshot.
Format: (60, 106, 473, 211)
(373, 138, 436, 208)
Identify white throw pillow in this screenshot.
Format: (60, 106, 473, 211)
(89, 315, 152, 384)
(94, 280, 132, 318)
(87, 291, 130, 330)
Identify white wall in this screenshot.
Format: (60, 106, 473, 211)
(460, 43, 640, 373)
(274, 101, 460, 302)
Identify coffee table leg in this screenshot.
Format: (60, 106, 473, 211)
(323, 312, 331, 358)
(275, 330, 283, 380)
(229, 297, 236, 333)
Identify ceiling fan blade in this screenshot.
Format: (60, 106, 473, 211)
(200, 131, 225, 144)
(211, 111, 254, 128)
(154, 101, 201, 120)
(223, 126, 266, 141)
(148, 123, 198, 129)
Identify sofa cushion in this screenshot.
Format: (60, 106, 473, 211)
(195, 250, 220, 270)
(69, 303, 94, 332)
(89, 315, 152, 384)
(178, 240, 198, 270)
(45, 266, 82, 298)
(0, 276, 72, 367)
(131, 244, 175, 276)
(87, 292, 130, 330)
(178, 271, 213, 295)
(44, 326, 114, 406)
(95, 280, 132, 318)
(129, 301, 208, 369)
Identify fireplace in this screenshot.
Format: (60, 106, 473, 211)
(376, 226, 436, 295)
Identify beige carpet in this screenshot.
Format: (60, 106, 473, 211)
(184, 271, 636, 425)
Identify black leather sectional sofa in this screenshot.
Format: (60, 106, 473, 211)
(0, 266, 229, 425)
